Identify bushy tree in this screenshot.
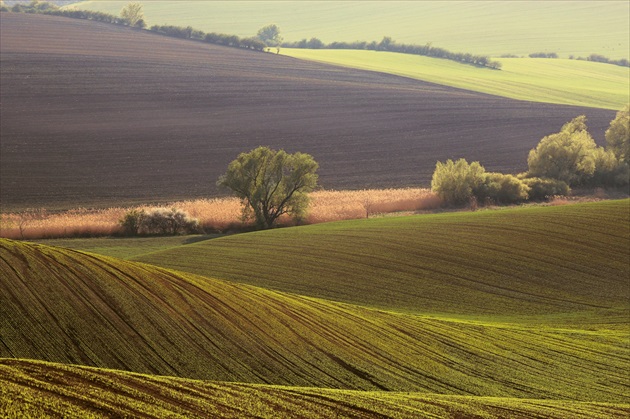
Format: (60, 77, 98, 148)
(119, 209, 144, 236)
(589, 147, 629, 186)
(475, 172, 530, 204)
(217, 146, 318, 229)
(605, 104, 629, 164)
(120, 2, 144, 27)
(256, 24, 282, 47)
(430, 158, 486, 205)
(527, 116, 598, 186)
(521, 177, 570, 201)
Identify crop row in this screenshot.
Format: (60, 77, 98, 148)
(1, 359, 628, 418)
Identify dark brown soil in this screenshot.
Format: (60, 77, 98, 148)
(0, 13, 616, 211)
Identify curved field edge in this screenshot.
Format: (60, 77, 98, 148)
(1, 239, 628, 401)
(68, 1, 629, 59)
(136, 199, 630, 318)
(281, 49, 630, 110)
(2, 359, 629, 419)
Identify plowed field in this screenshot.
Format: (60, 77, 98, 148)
(0, 13, 616, 210)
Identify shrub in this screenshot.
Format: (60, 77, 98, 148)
(431, 158, 485, 206)
(119, 208, 199, 236)
(589, 148, 630, 187)
(475, 173, 530, 204)
(605, 104, 629, 165)
(140, 208, 200, 235)
(119, 209, 145, 236)
(521, 177, 570, 201)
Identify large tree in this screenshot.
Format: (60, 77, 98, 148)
(605, 104, 629, 164)
(217, 147, 318, 229)
(527, 115, 598, 186)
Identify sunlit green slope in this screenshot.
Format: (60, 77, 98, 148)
(2, 359, 628, 419)
(281, 49, 629, 110)
(67, 1, 629, 59)
(1, 238, 628, 401)
(136, 200, 630, 318)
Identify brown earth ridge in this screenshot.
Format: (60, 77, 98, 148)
(0, 13, 616, 211)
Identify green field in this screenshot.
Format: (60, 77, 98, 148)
(2, 359, 628, 418)
(135, 200, 630, 317)
(281, 49, 630, 110)
(33, 234, 219, 260)
(2, 200, 630, 416)
(68, 1, 629, 59)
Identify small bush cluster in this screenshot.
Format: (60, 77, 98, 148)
(431, 159, 531, 206)
(574, 53, 629, 68)
(120, 208, 200, 236)
(529, 52, 558, 59)
(520, 177, 570, 201)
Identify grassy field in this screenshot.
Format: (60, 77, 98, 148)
(135, 200, 630, 317)
(2, 359, 628, 418)
(68, 1, 630, 59)
(1, 236, 629, 402)
(2, 201, 629, 415)
(282, 49, 630, 110)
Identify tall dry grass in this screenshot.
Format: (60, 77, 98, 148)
(0, 188, 441, 240)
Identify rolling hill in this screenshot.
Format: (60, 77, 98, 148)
(135, 200, 630, 317)
(0, 12, 617, 211)
(1, 233, 629, 403)
(2, 359, 628, 418)
(68, 1, 630, 59)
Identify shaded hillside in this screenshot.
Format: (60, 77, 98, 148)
(136, 200, 630, 317)
(1, 239, 628, 401)
(0, 13, 616, 210)
(2, 359, 628, 418)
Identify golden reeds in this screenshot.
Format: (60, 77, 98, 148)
(0, 188, 441, 240)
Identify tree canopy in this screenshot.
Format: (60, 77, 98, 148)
(217, 147, 318, 229)
(256, 24, 283, 47)
(605, 104, 630, 164)
(526, 116, 598, 186)
(120, 2, 144, 28)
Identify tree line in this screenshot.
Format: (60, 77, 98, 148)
(528, 51, 629, 67)
(283, 36, 503, 70)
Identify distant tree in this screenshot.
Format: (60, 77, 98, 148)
(306, 37, 324, 49)
(431, 158, 486, 205)
(217, 146, 318, 229)
(605, 104, 630, 164)
(377, 36, 393, 51)
(527, 116, 598, 186)
(256, 24, 282, 47)
(120, 1, 144, 27)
